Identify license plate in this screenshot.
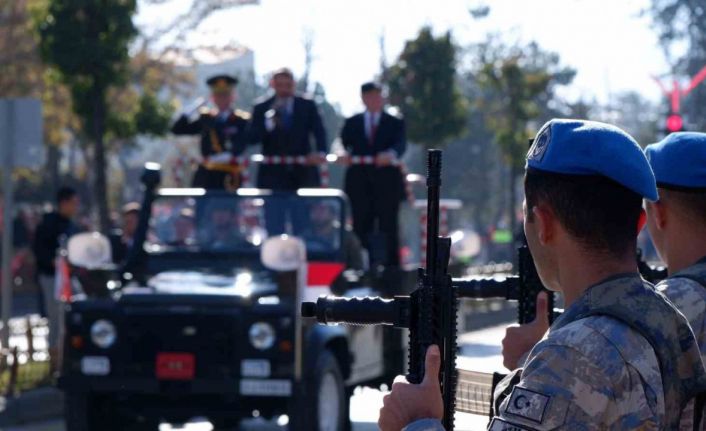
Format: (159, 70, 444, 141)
(241, 359, 271, 378)
(81, 356, 110, 376)
(156, 352, 195, 380)
(240, 379, 292, 396)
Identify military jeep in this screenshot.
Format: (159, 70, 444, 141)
(58, 165, 404, 430)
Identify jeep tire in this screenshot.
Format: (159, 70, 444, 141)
(296, 350, 351, 431)
(65, 392, 159, 431)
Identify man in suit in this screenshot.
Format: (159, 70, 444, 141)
(249, 68, 327, 190)
(109, 202, 140, 264)
(341, 82, 406, 268)
(171, 74, 250, 189)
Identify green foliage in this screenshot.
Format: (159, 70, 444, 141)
(474, 39, 575, 170)
(38, 0, 138, 231)
(135, 92, 174, 137)
(38, 0, 138, 137)
(386, 27, 467, 148)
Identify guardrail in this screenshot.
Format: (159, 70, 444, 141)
(172, 153, 418, 203)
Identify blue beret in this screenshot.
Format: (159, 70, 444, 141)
(526, 119, 658, 201)
(645, 132, 706, 191)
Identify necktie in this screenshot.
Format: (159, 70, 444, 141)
(369, 114, 377, 146)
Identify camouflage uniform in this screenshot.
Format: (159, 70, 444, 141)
(405, 275, 706, 431)
(657, 257, 706, 362)
(656, 257, 706, 430)
(403, 123, 706, 431)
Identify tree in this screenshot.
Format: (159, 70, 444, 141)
(473, 38, 575, 243)
(0, 0, 80, 200)
(386, 27, 467, 148)
(140, 0, 259, 47)
(602, 91, 661, 146)
(38, 0, 138, 231)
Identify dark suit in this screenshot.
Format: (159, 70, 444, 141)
(171, 108, 249, 189)
(341, 111, 406, 267)
(250, 95, 327, 190)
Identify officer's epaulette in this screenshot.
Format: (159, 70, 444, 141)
(235, 109, 251, 120)
(199, 106, 217, 117)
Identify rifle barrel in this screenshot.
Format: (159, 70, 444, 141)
(425, 150, 442, 275)
(454, 276, 519, 299)
(300, 296, 408, 327)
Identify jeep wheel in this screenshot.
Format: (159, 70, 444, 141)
(298, 350, 350, 431)
(65, 393, 127, 431)
(65, 392, 90, 431)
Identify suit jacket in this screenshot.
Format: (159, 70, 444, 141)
(340, 111, 406, 157)
(171, 108, 249, 157)
(249, 95, 327, 155)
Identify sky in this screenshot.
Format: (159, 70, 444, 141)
(136, 0, 672, 116)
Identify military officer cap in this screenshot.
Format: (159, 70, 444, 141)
(361, 81, 383, 93)
(272, 67, 294, 80)
(206, 74, 238, 94)
(645, 132, 706, 191)
(527, 119, 658, 201)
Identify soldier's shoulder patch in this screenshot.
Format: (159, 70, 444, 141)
(235, 109, 251, 120)
(504, 386, 551, 424)
(528, 123, 551, 162)
(488, 418, 538, 431)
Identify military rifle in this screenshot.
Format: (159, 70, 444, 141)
(301, 150, 555, 426)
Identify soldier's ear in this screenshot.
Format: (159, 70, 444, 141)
(532, 204, 555, 246)
(654, 200, 668, 230)
(646, 200, 667, 230)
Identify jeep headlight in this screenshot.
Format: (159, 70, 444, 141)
(90, 319, 117, 349)
(249, 322, 275, 350)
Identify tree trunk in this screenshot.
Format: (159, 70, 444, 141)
(92, 91, 111, 233)
(45, 144, 60, 201)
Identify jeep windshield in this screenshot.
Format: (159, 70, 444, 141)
(146, 189, 345, 257)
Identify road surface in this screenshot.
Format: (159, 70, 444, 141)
(4, 325, 508, 431)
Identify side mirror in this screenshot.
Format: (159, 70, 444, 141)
(260, 235, 307, 272)
(67, 232, 113, 269)
(141, 162, 162, 191)
(450, 229, 481, 261)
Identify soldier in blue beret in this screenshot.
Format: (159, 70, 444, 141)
(378, 120, 706, 431)
(644, 132, 706, 429)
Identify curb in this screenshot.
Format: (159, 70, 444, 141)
(0, 387, 63, 427)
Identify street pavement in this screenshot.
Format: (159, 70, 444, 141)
(3, 324, 508, 431)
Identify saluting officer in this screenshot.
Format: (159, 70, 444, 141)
(379, 120, 706, 431)
(171, 74, 250, 189)
(249, 68, 327, 190)
(341, 82, 406, 268)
